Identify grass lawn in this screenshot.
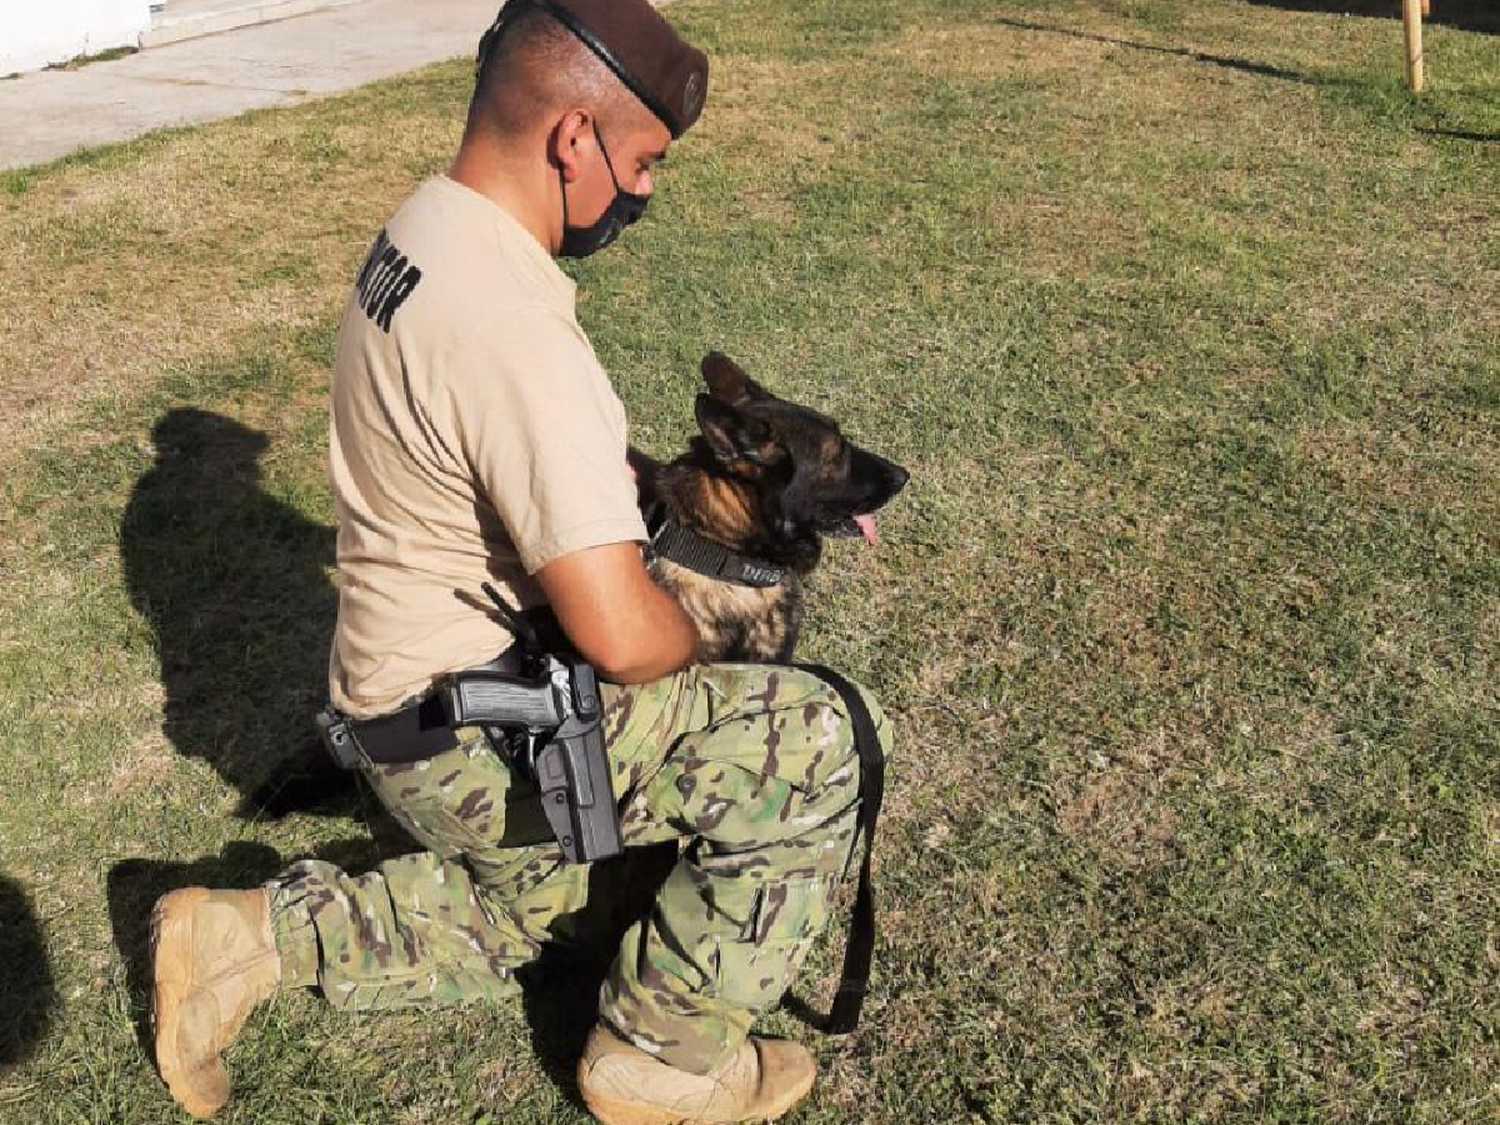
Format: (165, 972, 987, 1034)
(1, 0, 1496, 1121)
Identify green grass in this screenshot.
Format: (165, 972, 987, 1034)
(1, 1, 1496, 1122)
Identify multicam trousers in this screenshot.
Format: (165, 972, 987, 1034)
(266, 663, 889, 1073)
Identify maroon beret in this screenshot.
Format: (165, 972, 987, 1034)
(480, 0, 709, 137)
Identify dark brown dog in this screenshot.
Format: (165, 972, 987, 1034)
(637, 352, 909, 663)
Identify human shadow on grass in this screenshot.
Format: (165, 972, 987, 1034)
(105, 838, 383, 1055)
(0, 875, 56, 1070)
(1243, 1, 1499, 35)
(121, 408, 352, 820)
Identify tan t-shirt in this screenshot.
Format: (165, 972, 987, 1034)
(328, 175, 647, 717)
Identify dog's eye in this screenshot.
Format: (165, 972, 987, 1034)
(818, 434, 848, 469)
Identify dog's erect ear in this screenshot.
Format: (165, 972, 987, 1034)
(695, 394, 782, 467)
(702, 351, 772, 406)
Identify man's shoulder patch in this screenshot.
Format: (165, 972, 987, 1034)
(354, 229, 424, 333)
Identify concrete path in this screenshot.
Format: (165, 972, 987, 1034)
(0, 0, 499, 172)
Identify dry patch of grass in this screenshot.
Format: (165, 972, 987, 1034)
(0, 79, 466, 457)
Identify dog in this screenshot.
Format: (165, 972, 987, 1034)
(637, 351, 909, 663)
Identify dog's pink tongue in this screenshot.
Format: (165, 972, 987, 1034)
(855, 514, 879, 546)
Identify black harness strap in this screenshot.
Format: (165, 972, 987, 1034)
(796, 662, 885, 1035)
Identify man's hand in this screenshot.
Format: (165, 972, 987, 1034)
(535, 543, 698, 683)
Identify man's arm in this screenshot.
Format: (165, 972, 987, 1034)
(536, 542, 698, 683)
(441, 314, 688, 681)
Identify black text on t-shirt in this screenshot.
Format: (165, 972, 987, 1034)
(354, 229, 424, 333)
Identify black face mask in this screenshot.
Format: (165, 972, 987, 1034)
(559, 124, 650, 259)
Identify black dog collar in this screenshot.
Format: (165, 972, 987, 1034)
(643, 504, 787, 588)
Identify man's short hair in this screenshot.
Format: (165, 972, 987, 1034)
(469, 6, 637, 140)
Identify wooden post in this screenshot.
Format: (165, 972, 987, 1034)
(1422, 0, 1431, 17)
(1403, 0, 1425, 93)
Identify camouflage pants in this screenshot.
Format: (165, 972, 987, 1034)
(266, 663, 888, 1073)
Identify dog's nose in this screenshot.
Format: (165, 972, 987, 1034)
(886, 464, 910, 494)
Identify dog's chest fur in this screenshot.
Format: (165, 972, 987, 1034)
(644, 460, 812, 664)
(648, 555, 805, 664)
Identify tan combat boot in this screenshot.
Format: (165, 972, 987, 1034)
(577, 1024, 816, 1125)
(151, 887, 281, 1118)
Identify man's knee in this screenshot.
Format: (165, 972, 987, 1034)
(793, 669, 888, 794)
(716, 663, 886, 788)
(824, 673, 889, 745)
(657, 664, 887, 845)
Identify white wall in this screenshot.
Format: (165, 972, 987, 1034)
(1, 0, 152, 76)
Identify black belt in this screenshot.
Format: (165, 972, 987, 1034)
(346, 647, 528, 764)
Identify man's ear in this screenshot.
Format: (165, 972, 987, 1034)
(695, 394, 780, 466)
(702, 352, 773, 406)
(552, 108, 597, 184)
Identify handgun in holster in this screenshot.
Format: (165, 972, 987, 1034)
(442, 653, 622, 865)
(314, 706, 362, 771)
